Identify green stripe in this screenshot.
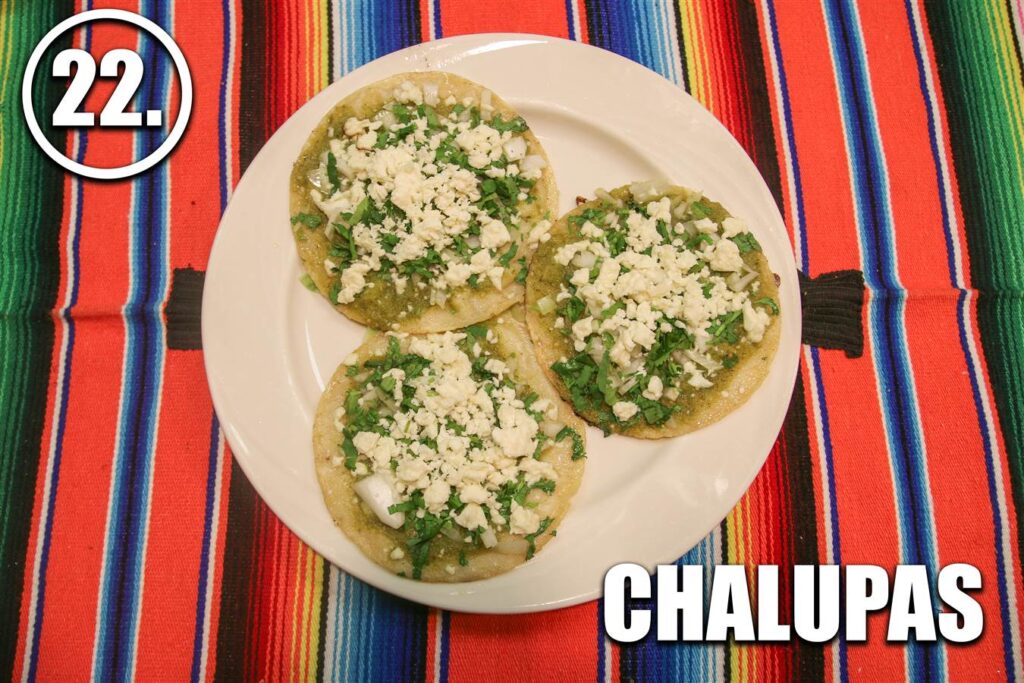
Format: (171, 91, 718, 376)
(0, 0, 73, 675)
(924, 1, 1024, 554)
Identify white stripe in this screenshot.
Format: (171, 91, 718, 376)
(426, 0, 437, 41)
(222, 0, 237, 200)
(433, 610, 444, 683)
(568, 0, 582, 43)
(1013, 0, 1024, 69)
(331, 0, 342, 81)
(660, 0, 684, 88)
(322, 567, 347, 681)
(194, 431, 225, 682)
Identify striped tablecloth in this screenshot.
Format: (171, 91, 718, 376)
(3, 1, 1023, 680)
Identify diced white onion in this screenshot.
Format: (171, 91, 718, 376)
(536, 296, 556, 315)
(687, 350, 722, 373)
(540, 420, 564, 438)
(629, 179, 670, 202)
(380, 110, 397, 128)
(353, 474, 405, 529)
(503, 136, 527, 161)
(521, 155, 547, 174)
(423, 82, 439, 106)
(727, 270, 758, 292)
(594, 188, 620, 206)
(572, 251, 596, 268)
(481, 528, 498, 548)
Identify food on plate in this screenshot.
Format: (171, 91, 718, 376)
(525, 182, 781, 438)
(290, 72, 558, 332)
(313, 311, 586, 581)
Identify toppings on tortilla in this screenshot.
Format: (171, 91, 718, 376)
(294, 78, 552, 321)
(332, 330, 583, 579)
(535, 184, 779, 434)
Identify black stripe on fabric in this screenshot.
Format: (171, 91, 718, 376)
(314, 560, 331, 681)
(781, 369, 825, 680)
(0, 0, 73, 676)
(213, 461, 261, 681)
(166, 267, 204, 350)
(238, 0, 268, 174)
(732, 0, 784, 214)
(670, 0, 690, 94)
(583, 0, 607, 48)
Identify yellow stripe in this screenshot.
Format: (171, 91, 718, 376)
(984, 0, 1024, 186)
(677, 1, 703, 105)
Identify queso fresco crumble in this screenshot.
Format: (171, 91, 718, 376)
(537, 184, 779, 433)
(292, 80, 552, 316)
(334, 328, 584, 579)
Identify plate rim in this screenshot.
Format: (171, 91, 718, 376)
(202, 32, 801, 614)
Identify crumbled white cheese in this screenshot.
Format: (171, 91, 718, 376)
(305, 87, 543, 308)
(336, 332, 563, 550)
(613, 401, 639, 421)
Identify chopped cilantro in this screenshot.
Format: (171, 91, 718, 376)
(290, 213, 322, 228)
(516, 257, 529, 283)
(497, 242, 519, 267)
(563, 296, 586, 323)
(709, 310, 744, 345)
(755, 296, 779, 315)
(525, 517, 553, 560)
(489, 114, 529, 133)
(731, 232, 762, 253)
(555, 426, 586, 460)
(342, 437, 358, 470)
(326, 151, 341, 194)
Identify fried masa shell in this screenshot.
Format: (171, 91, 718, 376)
(525, 184, 781, 439)
(312, 310, 585, 582)
(290, 72, 558, 333)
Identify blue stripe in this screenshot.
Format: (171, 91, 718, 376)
(93, 2, 172, 678)
(820, 0, 943, 678)
(188, 415, 220, 683)
(763, 0, 847, 678)
(188, 2, 234, 678)
(565, 0, 577, 41)
(25, 8, 93, 679)
(903, 1, 1016, 676)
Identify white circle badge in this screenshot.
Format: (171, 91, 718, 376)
(22, 9, 193, 180)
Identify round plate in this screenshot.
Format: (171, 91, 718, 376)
(203, 34, 800, 613)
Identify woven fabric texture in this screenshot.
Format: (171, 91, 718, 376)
(2, 1, 1023, 681)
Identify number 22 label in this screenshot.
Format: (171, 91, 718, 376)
(51, 48, 162, 128)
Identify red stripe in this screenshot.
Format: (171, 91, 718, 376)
(437, 0, 571, 38)
(446, 603, 599, 682)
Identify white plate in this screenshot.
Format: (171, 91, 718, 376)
(203, 34, 800, 613)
